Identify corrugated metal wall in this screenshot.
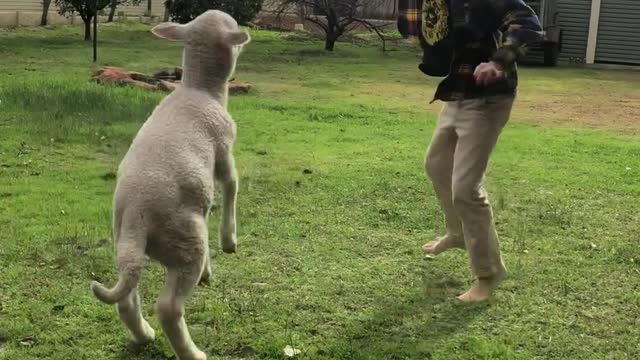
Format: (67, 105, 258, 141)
(595, 0, 640, 65)
(557, 0, 592, 63)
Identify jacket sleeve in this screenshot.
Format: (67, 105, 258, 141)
(491, 0, 543, 69)
(397, 0, 422, 39)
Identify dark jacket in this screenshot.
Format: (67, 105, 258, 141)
(398, 0, 543, 101)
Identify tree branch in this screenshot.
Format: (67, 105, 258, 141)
(305, 15, 329, 32)
(351, 17, 392, 51)
(274, 0, 391, 51)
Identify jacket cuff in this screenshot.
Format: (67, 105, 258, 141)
(491, 46, 518, 70)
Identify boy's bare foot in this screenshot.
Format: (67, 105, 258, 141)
(457, 274, 504, 303)
(421, 235, 464, 255)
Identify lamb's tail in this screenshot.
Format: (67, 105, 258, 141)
(90, 232, 146, 305)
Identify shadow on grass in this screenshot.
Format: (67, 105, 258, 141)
(116, 342, 173, 360)
(321, 269, 489, 359)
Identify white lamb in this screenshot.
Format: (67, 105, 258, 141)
(89, 10, 250, 360)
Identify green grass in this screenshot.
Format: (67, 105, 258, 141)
(1, 23, 640, 360)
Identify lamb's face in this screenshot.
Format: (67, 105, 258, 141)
(151, 10, 251, 53)
(151, 11, 250, 82)
(187, 11, 248, 52)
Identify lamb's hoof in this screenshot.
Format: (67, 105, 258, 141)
(222, 244, 237, 254)
(221, 234, 237, 254)
(198, 269, 212, 287)
(179, 350, 207, 360)
(130, 322, 155, 345)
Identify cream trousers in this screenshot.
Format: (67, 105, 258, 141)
(425, 95, 514, 278)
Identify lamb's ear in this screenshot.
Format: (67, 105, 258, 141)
(225, 29, 251, 46)
(151, 22, 186, 41)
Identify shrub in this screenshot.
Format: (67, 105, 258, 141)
(165, 0, 263, 24)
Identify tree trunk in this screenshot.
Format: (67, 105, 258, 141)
(163, 0, 171, 22)
(84, 16, 93, 41)
(108, 0, 117, 22)
(325, 34, 337, 51)
(40, 0, 52, 26)
(324, 10, 340, 51)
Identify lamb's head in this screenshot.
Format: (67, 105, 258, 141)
(151, 10, 250, 84)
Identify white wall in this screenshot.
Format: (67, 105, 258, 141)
(0, 0, 165, 27)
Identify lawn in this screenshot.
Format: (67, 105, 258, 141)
(0, 23, 639, 360)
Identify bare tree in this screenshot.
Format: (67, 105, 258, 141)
(55, 0, 110, 41)
(41, 0, 53, 26)
(163, 0, 171, 21)
(55, 0, 142, 40)
(276, 0, 388, 51)
(108, 0, 143, 23)
(108, 0, 119, 22)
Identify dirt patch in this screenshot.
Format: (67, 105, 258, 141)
(516, 91, 640, 132)
(93, 67, 252, 94)
(346, 74, 640, 132)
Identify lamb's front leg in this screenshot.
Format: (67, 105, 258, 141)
(215, 152, 238, 254)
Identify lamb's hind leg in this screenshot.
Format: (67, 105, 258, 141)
(156, 259, 206, 360)
(116, 289, 155, 344)
(198, 243, 212, 286)
(198, 218, 212, 286)
(215, 152, 238, 254)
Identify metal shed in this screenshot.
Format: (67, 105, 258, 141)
(523, 0, 639, 66)
(593, 0, 640, 65)
(557, 0, 592, 63)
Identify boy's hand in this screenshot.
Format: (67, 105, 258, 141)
(474, 61, 504, 86)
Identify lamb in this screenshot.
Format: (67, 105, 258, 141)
(89, 10, 250, 360)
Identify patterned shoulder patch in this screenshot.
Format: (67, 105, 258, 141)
(422, 0, 449, 45)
